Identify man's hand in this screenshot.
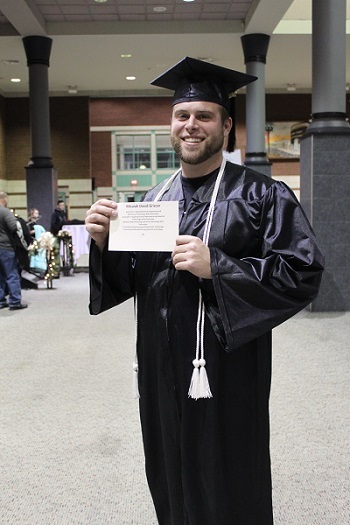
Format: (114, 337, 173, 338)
(172, 235, 212, 279)
(85, 199, 118, 251)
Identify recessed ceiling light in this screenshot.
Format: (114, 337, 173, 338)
(196, 57, 214, 62)
(153, 6, 167, 12)
(94, 0, 108, 3)
(183, 0, 195, 3)
(121, 54, 132, 58)
(2, 60, 20, 65)
(126, 76, 136, 81)
(11, 78, 21, 83)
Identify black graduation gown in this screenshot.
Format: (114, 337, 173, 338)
(89, 161, 324, 525)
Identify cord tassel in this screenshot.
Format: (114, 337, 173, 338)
(132, 360, 140, 399)
(188, 291, 213, 399)
(199, 359, 212, 398)
(188, 359, 201, 399)
(188, 358, 212, 400)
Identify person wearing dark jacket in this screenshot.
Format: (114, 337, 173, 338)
(50, 200, 67, 235)
(85, 58, 324, 525)
(0, 191, 28, 310)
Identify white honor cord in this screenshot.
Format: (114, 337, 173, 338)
(188, 157, 227, 399)
(154, 168, 182, 202)
(132, 294, 140, 399)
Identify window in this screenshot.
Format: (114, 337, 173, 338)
(115, 131, 179, 173)
(156, 134, 178, 169)
(111, 127, 180, 198)
(116, 135, 151, 170)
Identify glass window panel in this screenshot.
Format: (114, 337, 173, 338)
(156, 134, 179, 169)
(116, 135, 151, 170)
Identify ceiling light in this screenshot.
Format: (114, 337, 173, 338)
(11, 78, 21, 83)
(286, 83, 296, 92)
(183, 0, 195, 2)
(126, 76, 136, 81)
(196, 57, 214, 62)
(153, 6, 167, 12)
(94, 0, 108, 3)
(121, 54, 132, 58)
(68, 85, 78, 94)
(2, 60, 20, 65)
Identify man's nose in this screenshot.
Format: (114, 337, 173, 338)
(185, 115, 198, 129)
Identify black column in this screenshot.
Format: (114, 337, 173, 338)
(241, 33, 271, 176)
(300, 0, 350, 311)
(23, 36, 58, 232)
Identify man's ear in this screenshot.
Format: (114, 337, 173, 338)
(224, 117, 233, 136)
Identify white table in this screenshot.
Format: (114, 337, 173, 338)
(62, 224, 90, 263)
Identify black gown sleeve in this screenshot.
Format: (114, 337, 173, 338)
(89, 240, 134, 315)
(206, 181, 324, 351)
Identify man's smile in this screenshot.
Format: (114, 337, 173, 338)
(183, 137, 203, 143)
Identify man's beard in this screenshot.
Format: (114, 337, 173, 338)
(171, 133, 224, 165)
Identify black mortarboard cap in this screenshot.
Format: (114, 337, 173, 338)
(150, 56, 257, 112)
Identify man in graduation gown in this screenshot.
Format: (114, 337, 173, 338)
(85, 57, 324, 525)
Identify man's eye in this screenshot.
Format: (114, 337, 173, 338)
(177, 113, 188, 120)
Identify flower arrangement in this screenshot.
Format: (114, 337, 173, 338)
(29, 232, 60, 286)
(28, 230, 75, 286)
(44, 235, 60, 284)
(38, 231, 58, 252)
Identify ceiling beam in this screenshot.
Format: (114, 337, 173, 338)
(245, 0, 295, 34)
(46, 20, 244, 37)
(0, 0, 46, 36)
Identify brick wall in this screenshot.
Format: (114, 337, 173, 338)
(90, 97, 171, 127)
(2, 93, 317, 194)
(272, 160, 300, 177)
(50, 97, 90, 179)
(5, 98, 31, 181)
(90, 131, 112, 188)
(5, 96, 90, 181)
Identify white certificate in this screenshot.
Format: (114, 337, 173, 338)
(108, 201, 179, 252)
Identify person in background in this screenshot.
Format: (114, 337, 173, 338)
(85, 58, 324, 525)
(50, 200, 67, 236)
(0, 191, 28, 310)
(27, 208, 41, 241)
(27, 208, 47, 277)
